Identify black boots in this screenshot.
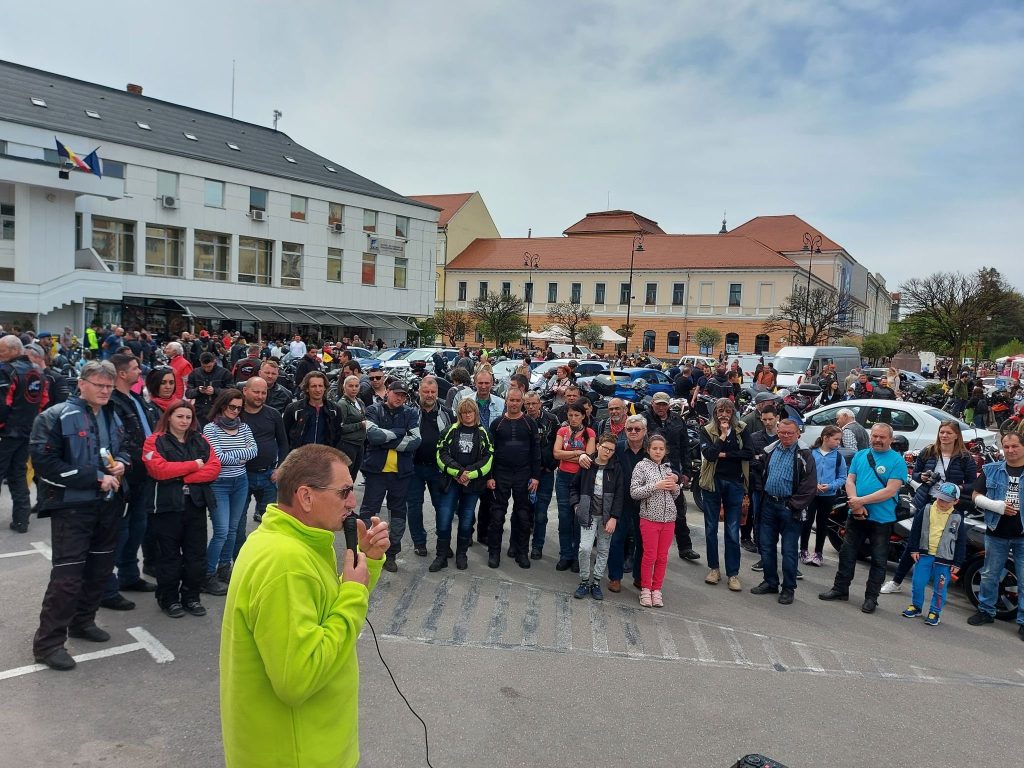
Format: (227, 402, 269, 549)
(455, 537, 470, 570)
(429, 538, 450, 572)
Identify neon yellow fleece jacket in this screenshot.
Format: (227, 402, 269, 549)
(220, 504, 383, 768)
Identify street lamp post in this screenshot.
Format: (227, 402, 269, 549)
(523, 252, 540, 350)
(801, 232, 822, 344)
(623, 233, 644, 354)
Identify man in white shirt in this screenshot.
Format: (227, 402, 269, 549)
(288, 334, 307, 359)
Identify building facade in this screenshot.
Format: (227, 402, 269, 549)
(0, 61, 438, 344)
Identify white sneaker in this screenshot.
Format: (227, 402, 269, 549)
(880, 580, 903, 594)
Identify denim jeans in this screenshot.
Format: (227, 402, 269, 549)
(759, 497, 802, 591)
(207, 473, 249, 575)
(406, 462, 444, 548)
(556, 470, 581, 562)
(436, 484, 479, 541)
(832, 515, 893, 599)
(978, 534, 1024, 623)
(104, 476, 154, 598)
(579, 518, 613, 583)
(910, 554, 952, 615)
(235, 469, 277, 559)
(702, 477, 745, 577)
(607, 502, 636, 581)
(530, 470, 556, 553)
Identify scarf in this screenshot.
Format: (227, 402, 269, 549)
(216, 415, 241, 430)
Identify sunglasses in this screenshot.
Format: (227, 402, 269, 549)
(225, 404, 242, 412)
(308, 484, 355, 501)
(369, 375, 384, 380)
(625, 426, 644, 432)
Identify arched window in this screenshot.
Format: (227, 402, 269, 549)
(754, 334, 769, 354)
(667, 331, 680, 354)
(643, 330, 656, 352)
(725, 333, 739, 354)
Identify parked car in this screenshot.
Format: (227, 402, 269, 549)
(345, 346, 375, 360)
(381, 347, 459, 375)
(801, 399, 999, 451)
(591, 367, 674, 402)
(677, 355, 717, 370)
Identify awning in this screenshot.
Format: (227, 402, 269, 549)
(600, 325, 626, 343)
(209, 302, 259, 321)
(331, 313, 366, 326)
(306, 310, 345, 326)
(362, 313, 401, 330)
(387, 316, 419, 332)
(273, 307, 318, 324)
(179, 300, 227, 319)
(246, 306, 288, 323)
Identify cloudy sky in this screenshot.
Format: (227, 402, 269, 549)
(4, 1, 1021, 290)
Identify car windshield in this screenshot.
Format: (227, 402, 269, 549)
(924, 408, 974, 432)
(772, 356, 811, 374)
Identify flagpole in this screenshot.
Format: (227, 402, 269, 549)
(231, 60, 236, 118)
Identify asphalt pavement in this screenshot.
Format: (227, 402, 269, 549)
(1, 486, 1021, 768)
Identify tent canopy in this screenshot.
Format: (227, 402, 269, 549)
(600, 325, 626, 343)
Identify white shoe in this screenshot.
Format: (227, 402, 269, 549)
(880, 580, 902, 594)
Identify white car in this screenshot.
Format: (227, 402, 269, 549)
(530, 359, 610, 388)
(381, 347, 459, 375)
(801, 399, 999, 451)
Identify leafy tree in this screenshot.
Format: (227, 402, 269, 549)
(693, 327, 722, 354)
(469, 292, 527, 349)
(838, 336, 862, 351)
(546, 302, 592, 350)
(577, 322, 604, 350)
(432, 309, 467, 345)
(860, 332, 901, 363)
(992, 338, 1024, 359)
(763, 286, 852, 346)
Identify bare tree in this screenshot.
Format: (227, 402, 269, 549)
(546, 302, 592, 350)
(433, 309, 467, 346)
(469, 292, 527, 349)
(763, 287, 852, 346)
(899, 270, 1004, 361)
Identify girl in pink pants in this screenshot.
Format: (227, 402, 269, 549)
(629, 435, 680, 607)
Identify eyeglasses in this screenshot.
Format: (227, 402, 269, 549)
(369, 375, 384, 381)
(225, 404, 242, 412)
(81, 379, 114, 391)
(625, 426, 644, 432)
(308, 484, 355, 500)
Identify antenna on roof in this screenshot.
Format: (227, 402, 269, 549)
(527, 228, 532, 239)
(231, 60, 236, 118)
(607, 191, 611, 210)
(719, 210, 728, 234)
(272, 110, 282, 131)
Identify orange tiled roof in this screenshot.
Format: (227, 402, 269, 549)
(406, 192, 474, 227)
(726, 215, 844, 253)
(446, 234, 795, 272)
(563, 210, 666, 236)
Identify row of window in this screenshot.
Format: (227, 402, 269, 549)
(640, 330, 769, 355)
(87, 217, 408, 289)
(0, 203, 13, 241)
(457, 280, 745, 307)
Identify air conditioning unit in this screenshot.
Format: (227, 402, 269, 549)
(331, 222, 344, 234)
(251, 209, 267, 222)
(161, 195, 178, 209)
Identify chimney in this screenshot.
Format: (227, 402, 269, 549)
(126, 83, 143, 95)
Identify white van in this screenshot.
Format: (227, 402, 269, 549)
(772, 346, 861, 389)
(547, 343, 594, 358)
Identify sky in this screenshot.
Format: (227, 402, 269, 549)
(3, 0, 1021, 291)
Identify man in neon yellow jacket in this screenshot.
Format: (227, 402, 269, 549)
(220, 444, 390, 768)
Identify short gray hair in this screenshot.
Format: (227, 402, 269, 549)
(165, 341, 183, 356)
(836, 408, 855, 422)
(343, 375, 361, 388)
(625, 414, 647, 429)
(0, 335, 23, 355)
(870, 422, 894, 437)
(79, 360, 116, 381)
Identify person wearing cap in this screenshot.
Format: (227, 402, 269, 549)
(644, 392, 699, 561)
(359, 380, 422, 572)
(902, 481, 968, 626)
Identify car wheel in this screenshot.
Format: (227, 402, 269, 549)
(962, 555, 1018, 621)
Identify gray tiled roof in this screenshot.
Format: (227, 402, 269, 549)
(0, 60, 437, 212)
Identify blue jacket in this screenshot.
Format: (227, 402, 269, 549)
(813, 447, 848, 496)
(363, 401, 421, 475)
(908, 501, 968, 566)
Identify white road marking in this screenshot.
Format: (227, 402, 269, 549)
(31, 541, 52, 560)
(721, 628, 752, 666)
(761, 638, 788, 671)
(0, 549, 39, 560)
(910, 665, 938, 682)
(127, 626, 175, 663)
(652, 614, 679, 660)
(793, 642, 825, 672)
(871, 658, 900, 679)
(0, 626, 173, 681)
(685, 620, 714, 662)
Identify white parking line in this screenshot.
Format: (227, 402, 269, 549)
(31, 541, 52, 560)
(0, 626, 173, 681)
(0, 549, 40, 560)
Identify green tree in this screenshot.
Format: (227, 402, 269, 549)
(693, 327, 722, 354)
(470, 292, 527, 349)
(860, 332, 900, 363)
(838, 336, 863, 351)
(992, 338, 1024, 359)
(577, 322, 604, 350)
(546, 302, 592, 350)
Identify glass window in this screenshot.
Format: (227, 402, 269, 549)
(0, 267, 13, 282)
(524, 282, 534, 303)
(194, 231, 229, 281)
(396, 215, 409, 239)
(363, 210, 377, 233)
(754, 334, 770, 354)
(328, 202, 344, 226)
(103, 159, 126, 179)
(595, 283, 605, 304)
(620, 283, 630, 305)
(806, 407, 849, 427)
(725, 333, 739, 354)
(672, 283, 685, 306)
(863, 407, 918, 433)
(394, 256, 408, 289)
(729, 283, 742, 307)
(645, 283, 657, 306)
(281, 242, 302, 287)
(643, 330, 656, 352)
(501, 282, 511, 297)
(667, 331, 680, 354)
(92, 217, 135, 273)
(362, 253, 376, 285)
(238, 237, 272, 285)
(458, 281, 467, 302)
(571, 283, 581, 304)
(0, 203, 14, 241)
(479, 281, 488, 300)
(547, 283, 558, 303)
(475, 328, 485, 343)
(327, 248, 343, 282)
(204, 179, 224, 208)
(250, 187, 268, 213)
(290, 196, 307, 221)
(144, 225, 183, 277)
(156, 171, 177, 198)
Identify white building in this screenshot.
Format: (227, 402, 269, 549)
(0, 60, 439, 345)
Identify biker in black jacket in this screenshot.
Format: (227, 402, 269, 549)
(186, 353, 234, 425)
(1, 339, 50, 532)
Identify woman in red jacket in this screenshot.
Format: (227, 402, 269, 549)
(142, 400, 221, 618)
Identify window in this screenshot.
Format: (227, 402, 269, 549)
(363, 209, 377, 233)
(0, 268, 13, 281)
(863, 407, 919, 433)
(1, 203, 14, 241)
(327, 248, 343, 282)
(156, 170, 177, 198)
(328, 202, 344, 226)
(524, 282, 534, 303)
(92, 217, 135, 273)
(754, 334, 770, 354)
(620, 283, 631, 305)
(136, 121, 151, 131)
(30, 97, 47, 107)
(281, 242, 302, 288)
(238, 237, 272, 285)
(595, 283, 606, 304)
(85, 109, 101, 119)
(284, 155, 296, 164)
(226, 142, 240, 151)
(396, 215, 409, 239)
(193, 231, 229, 281)
(102, 159, 125, 179)
(478, 282, 488, 300)
(249, 187, 268, 213)
(729, 283, 742, 307)
(324, 165, 337, 173)
(667, 331, 680, 354)
(501, 282, 511, 297)
(547, 283, 558, 303)
(806, 406, 857, 427)
(475, 328, 485, 343)
(144, 225, 183, 276)
(362, 253, 376, 285)
(290, 196, 307, 221)
(75, 212, 81, 249)
(725, 333, 739, 354)
(645, 283, 657, 306)
(458, 281, 467, 302)
(183, 132, 198, 141)
(571, 283, 581, 304)
(394, 257, 408, 289)
(672, 283, 686, 306)
(643, 330, 656, 352)
(204, 179, 224, 208)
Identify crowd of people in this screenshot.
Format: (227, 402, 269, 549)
(2, 324, 1023, 672)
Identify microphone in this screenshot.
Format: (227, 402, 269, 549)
(343, 515, 359, 565)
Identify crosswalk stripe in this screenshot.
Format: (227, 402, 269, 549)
(652, 614, 679, 660)
(367, 576, 391, 613)
(793, 642, 824, 672)
(722, 628, 751, 666)
(872, 658, 900, 679)
(761, 637, 788, 672)
(452, 579, 481, 645)
(385, 576, 422, 636)
(554, 594, 573, 651)
(521, 587, 541, 647)
(829, 650, 861, 676)
(421, 577, 452, 639)
(589, 601, 609, 654)
(620, 606, 645, 658)
(685, 620, 714, 662)
(910, 665, 938, 682)
(485, 581, 512, 645)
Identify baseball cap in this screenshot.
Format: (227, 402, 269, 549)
(199, 330, 210, 338)
(652, 392, 671, 404)
(387, 381, 409, 394)
(24, 342, 45, 356)
(36, 331, 53, 339)
(934, 482, 961, 503)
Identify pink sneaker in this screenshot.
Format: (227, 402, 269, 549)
(651, 590, 664, 607)
(639, 588, 652, 607)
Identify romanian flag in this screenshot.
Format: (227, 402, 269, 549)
(55, 138, 103, 177)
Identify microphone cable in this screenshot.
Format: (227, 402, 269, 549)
(364, 617, 434, 768)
